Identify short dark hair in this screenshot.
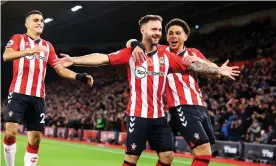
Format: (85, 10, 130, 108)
(165, 18, 190, 36)
(25, 10, 43, 19)
(138, 15, 163, 27)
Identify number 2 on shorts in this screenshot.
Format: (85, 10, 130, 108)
(40, 113, 45, 123)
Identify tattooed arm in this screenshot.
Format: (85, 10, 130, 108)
(186, 60, 240, 80)
(186, 61, 219, 74)
(168, 50, 240, 80)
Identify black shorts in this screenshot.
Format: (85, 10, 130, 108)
(169, 105, 215, 150)
(5, 92, 45, 131)
(125, 116, 173, 156)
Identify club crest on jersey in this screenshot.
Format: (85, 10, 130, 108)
(159, 57, 165, 65)
(25, 42, 30, 46)
(147, 57, 153, 66)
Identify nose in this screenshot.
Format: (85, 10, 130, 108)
(171, 33, 177, 38)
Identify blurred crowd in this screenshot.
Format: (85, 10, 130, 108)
(201, 59, 276, 144)
(189, 18, 276, 62)
(1, 20, 276, 145)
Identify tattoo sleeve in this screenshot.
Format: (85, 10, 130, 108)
(186, 61, 219, 74)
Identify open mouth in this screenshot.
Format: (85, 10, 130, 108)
(170, 41, 179, 47)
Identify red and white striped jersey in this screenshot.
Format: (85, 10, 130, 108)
(159, 45, 207, 108)
(5, 34, 58, 98)
(108, 47, 186, 118)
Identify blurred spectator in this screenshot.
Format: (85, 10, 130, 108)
(95, 113, 106, 131)
(247, 119, 261, 143)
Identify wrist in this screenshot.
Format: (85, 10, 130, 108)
(25, 49, 32, 55)
(71, 57, 76, 65)
(130, 41, 144, 50)
(218, 67, 222, 75)
(75, 73, 88, 83)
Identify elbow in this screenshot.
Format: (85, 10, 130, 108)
(3, 54, 8, 62)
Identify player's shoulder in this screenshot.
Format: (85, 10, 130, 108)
(158, 47, 176, 58)
(11, 33, 23, 37)
(41, 38, 52, 46)
(109, 48, 131, 56)
(187, 47, 201, 53)
(9, 34, 23, 40)
(158, 44, 169, 50)
(187, 47, 204, 57)
(6, 34, 23, 48)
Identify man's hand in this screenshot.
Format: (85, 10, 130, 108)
(76, 73, 94, 87)
(53, 53, 74, 68)
(218, 60, 240, 80)
(132, 46, 147, 63)
(28, 46, 48, 55)
(86, 74, 94, 87)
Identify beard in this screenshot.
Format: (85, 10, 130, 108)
(145, 34, 160, 47)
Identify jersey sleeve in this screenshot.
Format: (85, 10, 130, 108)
(190, 48, 207, 61)
(47, 42, 58, 67)
(108, 48, 132, 66)
(5, 34, 22, 51)
(165, 50, 187, 72)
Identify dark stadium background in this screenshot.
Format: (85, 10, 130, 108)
(2, 1, 275, 98)
(1, 1, 276, 165)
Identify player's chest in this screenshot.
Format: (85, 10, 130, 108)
(22, 41, 49, 62)
(133, 56, 167, 79)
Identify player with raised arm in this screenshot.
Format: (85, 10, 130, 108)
(3, 10, 93, 166)
(126, 18, 239, 166)
(54, 15, 239, 166)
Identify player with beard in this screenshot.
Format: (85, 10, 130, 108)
(53, 15, 239, 166)
(126, 18, 239, 166)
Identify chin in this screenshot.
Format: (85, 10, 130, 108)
(35, 29, 43, 34)
(170, 45, 177, 50)
(152, 40, 160, 45)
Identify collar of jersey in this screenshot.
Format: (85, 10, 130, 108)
(25, 34, 41, 43)
(145, 49, 158, 57)
(169, 46, 187, 56)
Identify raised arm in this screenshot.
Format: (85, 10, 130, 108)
(167, 51, 240, 80)
(54, 48, 132, 68)
(186, 60, 240, 80)
(71, 53, 110, 66)
(186, 61, 219, 74)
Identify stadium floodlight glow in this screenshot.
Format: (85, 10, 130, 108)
(195, 25, 199, 29)
(44, 18, 54, 23)
(71, 5, 82, 12)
